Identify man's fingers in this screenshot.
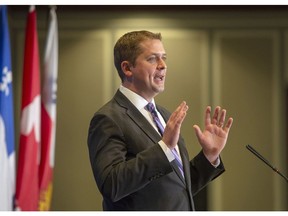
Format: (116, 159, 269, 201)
(205, 106, 211, 126)
(224, 117, 233, 132)
(163, 102, 188, 149)
(211, 106, 220, 125)
(193, 124, 202, 141)
(170, 101, 186, 118)
(176, 101, 188, 124)
(217, 109, 226, 127)
(167, 101, 188, 129)
(205, 106, 232, 131)
(174, 101, 188, 119)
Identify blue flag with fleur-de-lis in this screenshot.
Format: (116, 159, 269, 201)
(0, 5, 15, 211)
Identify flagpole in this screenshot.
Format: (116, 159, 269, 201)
(39, 5, 58, 211)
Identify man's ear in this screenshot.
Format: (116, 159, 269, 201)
(121, 61, 133, 78)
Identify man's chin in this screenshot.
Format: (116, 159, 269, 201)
(159, 85, 165, 92)
(156, 87, 165, 94)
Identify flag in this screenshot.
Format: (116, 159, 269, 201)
(0, 5, 15, 211)
(39, 6, 58, 211)
(15, 5, 41, 211)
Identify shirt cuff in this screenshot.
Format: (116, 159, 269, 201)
(158, 140, 175, 162)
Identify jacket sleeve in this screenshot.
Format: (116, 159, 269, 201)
(190, 150, 225, 195)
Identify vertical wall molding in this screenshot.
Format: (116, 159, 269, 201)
(211, 30, 287, 210)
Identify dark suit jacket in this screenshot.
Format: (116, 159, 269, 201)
(87, 90, 225, 211)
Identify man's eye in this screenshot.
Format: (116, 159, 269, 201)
(147, 57, 156, 62)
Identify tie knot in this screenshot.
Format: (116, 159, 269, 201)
(145, 102, 156, 113)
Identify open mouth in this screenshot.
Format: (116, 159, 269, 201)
(155, 74, 164, 81)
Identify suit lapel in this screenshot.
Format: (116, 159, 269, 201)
(114, 90, 161, 144)
(178, 142, 191, 186)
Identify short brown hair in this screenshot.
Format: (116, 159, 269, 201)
(114, 30, 162, 82)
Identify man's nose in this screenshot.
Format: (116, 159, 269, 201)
(157, 59, 167, 70)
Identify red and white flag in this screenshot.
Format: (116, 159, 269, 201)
(39, 6, 58, 211)
(15, 5, 41, 211)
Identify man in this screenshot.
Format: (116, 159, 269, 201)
(87, 30, 233, 210)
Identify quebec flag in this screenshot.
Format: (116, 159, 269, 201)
(0, 5, 15, 211)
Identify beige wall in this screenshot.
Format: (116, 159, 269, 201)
(9, 6, 288, 211)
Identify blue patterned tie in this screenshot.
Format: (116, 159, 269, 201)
(145, 102, 184, 177)
(145, 102, 164, 136)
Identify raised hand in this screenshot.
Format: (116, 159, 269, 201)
(193, 106, 233, 164)
(162, 101, 189, 149)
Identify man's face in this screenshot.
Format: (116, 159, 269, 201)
(128, 39, 167, 101)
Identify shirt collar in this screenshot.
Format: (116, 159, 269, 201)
(119, 85, 155, 110)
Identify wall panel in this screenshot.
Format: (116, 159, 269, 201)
(51, 30, 111, 210)
(211, 30, 286, 210)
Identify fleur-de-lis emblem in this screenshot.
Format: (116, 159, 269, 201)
(0, 66, 12, 96)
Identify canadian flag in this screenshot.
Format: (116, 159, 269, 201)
(15, 5, 40, 211)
